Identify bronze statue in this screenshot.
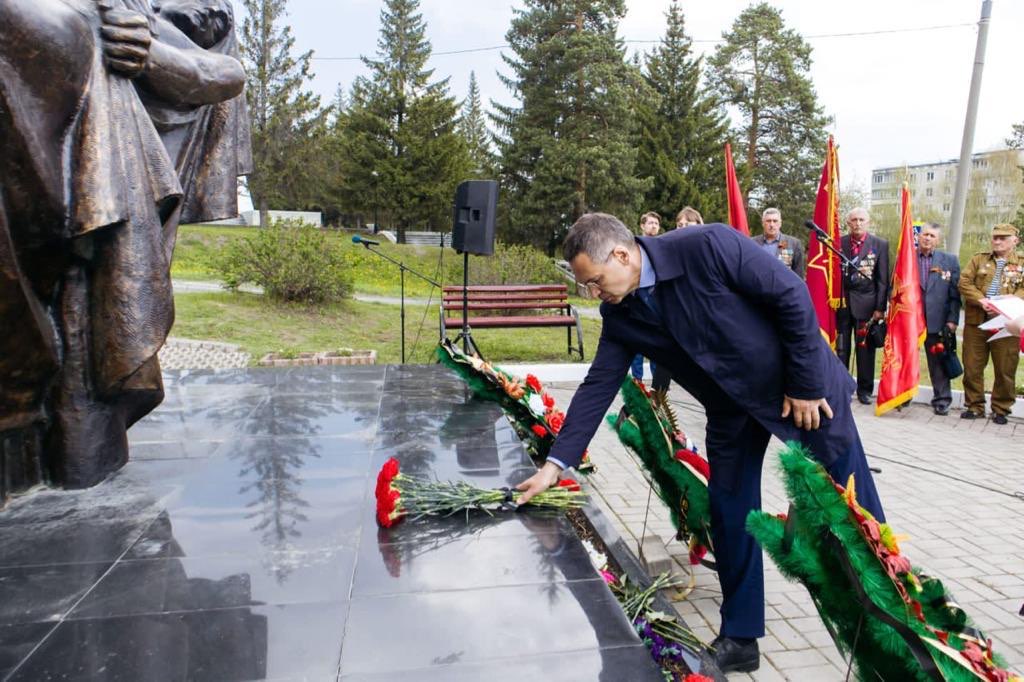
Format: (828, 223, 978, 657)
(0, 0, 251, 501)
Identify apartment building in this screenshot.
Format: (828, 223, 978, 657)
(870, 148, 1023, 226)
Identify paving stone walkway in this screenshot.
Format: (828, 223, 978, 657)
(158, 337, 251, 369)
(546, 383, 1024, 681)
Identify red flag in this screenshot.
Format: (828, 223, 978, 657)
(875, 184, 926, 416)
(807, 136, 843, 349)
(724, 142, 750, 235)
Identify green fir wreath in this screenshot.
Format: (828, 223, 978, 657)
(747, 445, 1020, 682)
(605, 377, 713, 565)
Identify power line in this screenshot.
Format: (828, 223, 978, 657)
(310, 22, 974, 62)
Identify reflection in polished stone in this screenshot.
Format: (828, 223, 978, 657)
(2, 365, 666, 680)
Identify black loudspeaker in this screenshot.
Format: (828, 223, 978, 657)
(452, 180, 497, 256)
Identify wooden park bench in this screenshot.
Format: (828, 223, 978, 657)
(439, 284, 585, 360)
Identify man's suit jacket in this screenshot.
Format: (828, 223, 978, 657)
(548, 225, 858, 488)
(920, 250, 961, 334)
(840, 233, 890, 320)
(751, 232, 806, 279)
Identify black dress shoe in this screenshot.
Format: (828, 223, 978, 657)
(710, 635, 759, 674)
(933, 407, 949, 416)
(993, 414, 1008, 425)
(960, 410, 980, 420)
(857, 393, 872, 405)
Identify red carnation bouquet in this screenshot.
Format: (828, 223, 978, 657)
(375, 457, 586, 528)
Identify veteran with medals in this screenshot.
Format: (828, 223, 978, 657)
(958, 223, 1023, 424)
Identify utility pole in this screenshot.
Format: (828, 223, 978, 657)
(947, 0, 993, 257)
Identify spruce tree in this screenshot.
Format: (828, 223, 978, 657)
(458, 72, 495, 179)
(494, 0, 647, 252)
(708, 2, 830, 232)
(636, 1, 729, 227)
(338, 0, 468, 240)
(240, 0, 327, 226)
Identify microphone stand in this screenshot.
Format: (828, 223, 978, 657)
(353, 238, 441, 364)
(805, 220, 868, 368)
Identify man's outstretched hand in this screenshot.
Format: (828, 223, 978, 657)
(782, 395, 833, 430)
(515, 461, 562, 505)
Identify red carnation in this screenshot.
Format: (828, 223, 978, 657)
(376, 457, 401, 497)
(557, 479, 581, 492)
(376, 488, 405, 528)
(684, 675, 714, 682)
(546, 410, 565, 434)
(541, 392, 555, 410)
(525, 373, 543, 393)
(689, 543, 708, 565)
(531, 424, 548, 438)
(674, 449, 711, 481)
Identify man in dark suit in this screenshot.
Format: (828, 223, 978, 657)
(751, 207, 805, 278)
(837, 207, 890, 404)
(917, 223, 961, 415)
(517, 213, 886, 674)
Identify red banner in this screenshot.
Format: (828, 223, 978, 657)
(724, 142, 750, 236)
(876, 185, 926, 415)
(807, 136, 843, 349)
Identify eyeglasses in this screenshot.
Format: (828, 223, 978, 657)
(579, 251, 616, 293)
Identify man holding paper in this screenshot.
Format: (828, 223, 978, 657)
(958, 224, 1024, 424)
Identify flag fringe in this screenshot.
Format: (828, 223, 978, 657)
(875, 385, 920, 417)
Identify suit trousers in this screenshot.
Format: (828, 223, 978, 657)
(706, 411, 885, 639)
(925, 333, 952, 410)
(962, 324, 1021, 416)
(837, 310, 876, 398)
(629, 356, 672, 392)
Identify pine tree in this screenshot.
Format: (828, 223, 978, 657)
(338, 0, 468, 241)
(708, 2, 830, 232)
(636, 2, 729, 227)
(458, 72, 495, 179)
(494, 0, 648, 252)
(240, 0, 328, 226)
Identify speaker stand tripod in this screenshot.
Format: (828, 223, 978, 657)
(452, 251, 483, 359)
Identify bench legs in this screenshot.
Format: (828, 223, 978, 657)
(568, 306, 585, 361)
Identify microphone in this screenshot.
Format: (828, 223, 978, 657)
(803, 219, 832, 243)
(352, 235, 380, 246)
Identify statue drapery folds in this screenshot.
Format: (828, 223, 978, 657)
(0, 0, 251, 500)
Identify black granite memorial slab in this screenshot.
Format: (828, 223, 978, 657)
(0, 365, 671, 681)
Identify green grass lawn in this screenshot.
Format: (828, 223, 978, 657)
(171, 224, 595, 303)
(172, 292, 604, 365)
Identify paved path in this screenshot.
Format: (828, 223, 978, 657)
(546, 382, 1024, 681)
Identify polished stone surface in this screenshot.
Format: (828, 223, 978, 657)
(0, 365, 665, 681)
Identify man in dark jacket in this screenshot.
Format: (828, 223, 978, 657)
(917, 224, 961, 415)
(752, 208, 805, 278)
(517, 213, 885, 675)
(837, 208, 890, 404)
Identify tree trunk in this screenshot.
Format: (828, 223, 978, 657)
(259, 196, 270, 228)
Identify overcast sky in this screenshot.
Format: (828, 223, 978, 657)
(231, 0, 1022, 199)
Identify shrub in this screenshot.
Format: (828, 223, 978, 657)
(446, 241, 558, 286)
(215, 219, 352, 303)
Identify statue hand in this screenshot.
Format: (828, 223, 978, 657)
(99, 2, 152, 78)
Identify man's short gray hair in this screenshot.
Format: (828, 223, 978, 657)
(563, 213, 635, 262)
(762, 207, 781, 219)
(922, 222, 942, 235)
(846, 207, 870, 221)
